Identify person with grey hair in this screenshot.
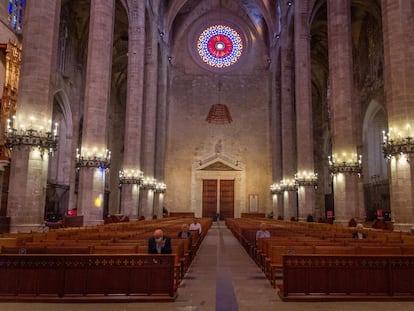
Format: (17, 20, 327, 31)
(148, 229, 172, 254)
(352, 223, 367, 239)
(256, 222, 271, 240)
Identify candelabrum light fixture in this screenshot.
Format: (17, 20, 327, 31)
(119, 169, 144, 185)
(5, 116, 58, 154)
(328, 152, 362, 175)
(141, 177, 157, 191)
(280, 179, 298, 192)
(270, 183, 282, 195)
(155, 182, 167, 193)
(76, 147, 111, 169)
(295, 171, 318, 188)
(270, 178, 298, 195)
(382, 126, 414, 161)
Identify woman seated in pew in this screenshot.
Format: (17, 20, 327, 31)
(352, 223, 367, 239)
(178, 224, 191, 239)
(148, 229, 172, 254)
(256, 222, 271, 240)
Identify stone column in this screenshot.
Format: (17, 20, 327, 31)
(280, 4, 297, 220)
(327, 0, 359, 225)
(119, 0, 146, 221)
(270, 45, 283, 219)
(153, 191, 164, 219)
(6, 0, 61, 232)
(77, 0, 115, 226)
(153, 31, 169, 218)
(294, 2, 315, 221)
(139, 9, 159, 219)
(381, 0, 414, 231)
(0, 160, 9, 216)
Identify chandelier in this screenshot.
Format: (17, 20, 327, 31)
(76, 147, 111, 169)
(141, 177, 157, 191)
(206, 81, 232, 124)
(270, 179, 297, 194)
(382, 127, 414, 160)
(270, 183, 282, 195)
(5, 116, 58, 154)
(328, 153, 362, 175)
(155, 182, 167, 193)
(119, 169, 143, 185)
(295, 171, 318, 187)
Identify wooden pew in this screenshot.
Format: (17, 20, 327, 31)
(267, 245, 314, 287)
(280, 255, 414, 301)
(0, 254, 177, 302)
(92, 245, 141, 254)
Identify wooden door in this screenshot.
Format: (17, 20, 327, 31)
(219, 180, 234, 220)
(202, 180, 217, 218)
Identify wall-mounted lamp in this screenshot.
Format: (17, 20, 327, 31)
(141, 177, 157, 191)
(295, 171, 318, 188)
(270, 183, 282, 195)
(5, 116, 58, 155)
(382, 126, 414, 161)
(76, 147, 111, 169)
(328, 153, 362, 176)
(119, 169, 143, 185)
(155, 182, 167, 193)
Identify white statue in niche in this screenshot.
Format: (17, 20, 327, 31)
(215, 139, 222, 154)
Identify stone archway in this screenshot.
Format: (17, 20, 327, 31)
(191, 153, 246, 218)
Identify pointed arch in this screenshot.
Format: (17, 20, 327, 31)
(362, 99, 388, 182)
(45, 89, 74, 219)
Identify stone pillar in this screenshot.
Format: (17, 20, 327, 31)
(153, 29, 169, 218)
(294, 1, 316, 221)
(381, 0, 414, 231)
(153, 191, 164, 219)
(6, 0, 61, 232)
(280, 4, 297, 219)
(77, 0, 115, 226)
(270, 46, 283, 219)
(139, 10, 159, 219)
(0, 160, 9, 216)
(120, 0, 146, 221)
(271, 190, 284, 220)
(327, 0, 359, 225)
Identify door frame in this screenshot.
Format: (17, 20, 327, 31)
(191, 153, 246, 218)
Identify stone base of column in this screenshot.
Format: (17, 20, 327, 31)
(392, 222, 413, 233)
(9, 223, 43, 233)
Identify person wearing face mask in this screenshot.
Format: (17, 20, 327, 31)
(148, 229, 172, 254)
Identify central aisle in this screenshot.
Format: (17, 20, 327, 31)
(175, 221, 279, 310)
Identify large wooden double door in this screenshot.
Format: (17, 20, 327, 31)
(202, 179, 234, 220)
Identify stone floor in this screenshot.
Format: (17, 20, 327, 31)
(2, 221, 414, 311)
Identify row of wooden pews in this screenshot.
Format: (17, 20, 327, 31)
(0, 217, 212, 302)
(226, 217, 414, 301)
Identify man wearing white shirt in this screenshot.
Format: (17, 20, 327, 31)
(189, 218, 202, 234)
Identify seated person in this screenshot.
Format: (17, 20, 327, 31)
(352, 223, 367, 239)
(256, 222, 271, 240)
(178, 224, 191, 238)
(189, 218, 202, 234)
(148, 229, 172, 254)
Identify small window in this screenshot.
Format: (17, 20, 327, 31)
(8, 0, 25, 31)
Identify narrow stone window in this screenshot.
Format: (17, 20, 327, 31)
(8, 0, 25, 31)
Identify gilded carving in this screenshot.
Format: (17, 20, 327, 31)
(1, 40, 21, 157)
